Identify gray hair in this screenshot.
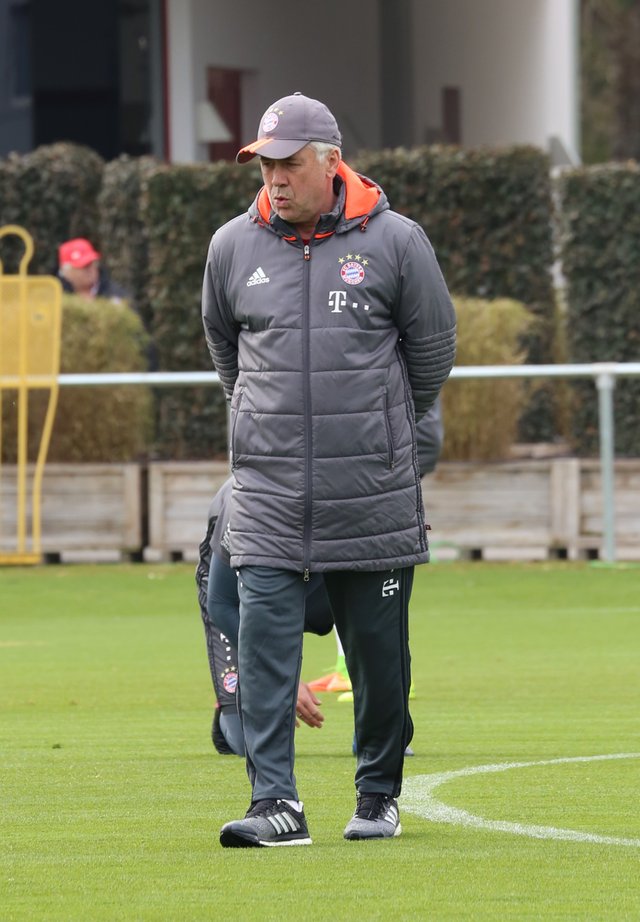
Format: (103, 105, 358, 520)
(308, 141, 341, 163)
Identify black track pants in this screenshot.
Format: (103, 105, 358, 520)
(324, 567, 414, 798)
(237, 565, 414, 802)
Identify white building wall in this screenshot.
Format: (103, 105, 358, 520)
(167, 0, 579, 164)
(166, 0, 199, 162)
(167, 0, 381, 163)
(412, 0, 578, 157)
(540, 0, 580, 161)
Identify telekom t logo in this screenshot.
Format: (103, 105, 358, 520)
(329, 291, 370, 313)
(382, 578, 400, 597)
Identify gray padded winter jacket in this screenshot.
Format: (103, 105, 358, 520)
(202, 162, 456, 574)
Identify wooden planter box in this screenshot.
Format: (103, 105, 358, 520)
(145, 460, 230, 561)
(0, 463, 142, 562)
(422, 459, 640, 560)
(2, 459, 638, 563)
(145, 458, 640, 563)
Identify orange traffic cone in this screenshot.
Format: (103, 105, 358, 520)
(307, 654, 352, 692)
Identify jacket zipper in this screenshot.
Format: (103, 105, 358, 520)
(383, 389, 395, 470)
(302, 243, 312, 581)
(230, 387, 244, 470)
(395, 344, 427, 553)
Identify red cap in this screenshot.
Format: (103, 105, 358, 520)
(58, 238, 100, 268)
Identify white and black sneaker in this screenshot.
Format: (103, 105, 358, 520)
(343, 792, 402, 840)
(220, 799, 312, 848)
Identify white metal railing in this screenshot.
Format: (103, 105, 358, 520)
(5, 362, 640, 563)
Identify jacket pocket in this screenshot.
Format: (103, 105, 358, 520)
(383, 389, 395, 470)
(230, 387, 245, 469)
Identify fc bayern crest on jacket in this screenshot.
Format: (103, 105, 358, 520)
(338, 253, 368, 285)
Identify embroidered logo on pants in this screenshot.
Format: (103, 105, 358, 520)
(382, 577, 400, 597)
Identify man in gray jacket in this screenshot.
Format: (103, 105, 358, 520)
(202, 92, 456, 847)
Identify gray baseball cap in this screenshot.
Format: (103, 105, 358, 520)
(236, 92, 342, 163)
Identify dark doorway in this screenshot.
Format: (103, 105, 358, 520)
(442, 87, 462, 145)
(206, 67, 242, 162)
(30, 0, 157, 160)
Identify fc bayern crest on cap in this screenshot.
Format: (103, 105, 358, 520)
(262, 111, 279, 133)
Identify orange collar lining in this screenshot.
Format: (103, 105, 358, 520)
(256, 161, 379, 228)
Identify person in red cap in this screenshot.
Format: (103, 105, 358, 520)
(58, 238, 127, 303)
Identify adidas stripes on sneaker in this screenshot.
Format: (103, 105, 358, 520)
(220, 799, 312, 848)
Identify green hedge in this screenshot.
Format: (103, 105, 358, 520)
(0, 155, 21, 259)
(140, 161, 261, 459)
(133, 148, 555, 456)
(1, 295, 153, 463)
(0, 154, 28, 271)
(353, 145, 557, 440)
(0, 143, 104, 275)
(354, 146, 554, 312)
(559, 163, 640, 456)
(98, 155, 159, 332)
(1, 142, 566, 459)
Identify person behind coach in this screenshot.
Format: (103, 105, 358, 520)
(57, 238, 128, 303)
(57, 237, 159, 370)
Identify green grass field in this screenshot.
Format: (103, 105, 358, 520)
(2, 561, 640, 921)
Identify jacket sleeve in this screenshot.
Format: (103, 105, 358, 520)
(416, 397, 444, 476)
(201, 236, 240, 399)
(393, 225, 456, 419)
(209, 477, 233, 565)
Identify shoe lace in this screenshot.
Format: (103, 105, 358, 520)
(245, 799, 298, 819)
(245, 799, 278, 819)
(355, 793, 393, 821)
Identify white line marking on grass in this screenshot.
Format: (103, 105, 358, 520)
(402, 753, 640, 847)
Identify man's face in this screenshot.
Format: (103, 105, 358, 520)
(66, 261, 99, 295)
(259, 145, 340, 231)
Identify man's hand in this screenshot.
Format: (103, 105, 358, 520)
(295, 681, 324, 729)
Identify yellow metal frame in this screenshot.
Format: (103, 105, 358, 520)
(0, 225, 62, 564)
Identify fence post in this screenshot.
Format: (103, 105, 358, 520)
(595, 368, 617, 563)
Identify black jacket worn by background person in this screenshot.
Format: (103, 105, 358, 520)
(195, 478, 334, 755)
(59, 268, 129, 302)
(196, 478, 334, 655)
